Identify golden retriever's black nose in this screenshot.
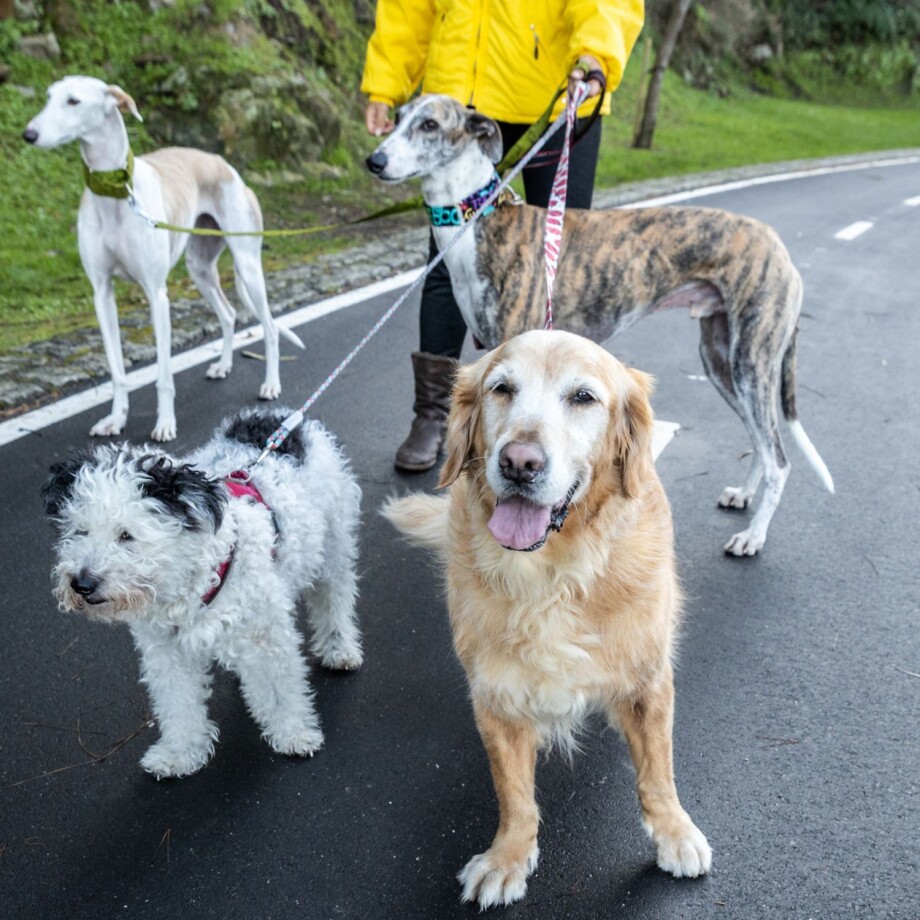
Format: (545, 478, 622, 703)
(71, 571, 100, 597)
(365, 151, 388, 175)
(23, 127, 39, 144)
(499, 441, 546, 484)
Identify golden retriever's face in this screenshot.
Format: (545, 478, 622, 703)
(439, 330, 654, 551)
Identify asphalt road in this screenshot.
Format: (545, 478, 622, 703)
(1, 160, 918, 920)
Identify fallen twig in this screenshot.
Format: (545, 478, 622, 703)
(5, 717, 153, 788)
(675, 470, 709, 483)
(755, 735, 800, 749)
(21, 720, 106, 737)
(154, 828, 171, 868)
(242, 350, 295, 362)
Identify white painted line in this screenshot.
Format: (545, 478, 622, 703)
(618, 155, 920, 209)
(0, 268, 422, 447)
(834, 220, 874, 241)
(652, 420, 680, 461)
(4, 152, 918, 448)
(904, 195, 920, 207)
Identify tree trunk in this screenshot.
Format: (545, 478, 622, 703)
(0, 0, 15, 21)
(633, 0, 694, 149)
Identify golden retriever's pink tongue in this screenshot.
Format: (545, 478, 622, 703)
(488, 497, 551, 550)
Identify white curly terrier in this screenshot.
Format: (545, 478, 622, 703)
(42, 409, 363, 779)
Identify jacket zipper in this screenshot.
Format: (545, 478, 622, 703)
(530, 24, 540, 60)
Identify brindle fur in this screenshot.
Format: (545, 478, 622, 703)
(368, 95, 835, 556)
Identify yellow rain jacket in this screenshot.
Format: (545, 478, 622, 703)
(361, 0, 645, 123)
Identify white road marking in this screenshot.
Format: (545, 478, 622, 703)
(617, 154, 919, 209)
(652, 421, 680, 461)
(904, 195, 920, 207)
(3, 153, 918, 448)
(0, 269, 421, 447)
(834, 220, 874, 241)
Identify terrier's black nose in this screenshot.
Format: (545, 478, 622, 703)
(71, 572, 100, 597)
(22, 128, 39, 144)
(499, 441, 547, 485)
(365, 150, 388, 175)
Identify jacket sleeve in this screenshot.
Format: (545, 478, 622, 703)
(565, 0, 645, 92)
(360, 0, 438, 107)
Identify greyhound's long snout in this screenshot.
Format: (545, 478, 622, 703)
(22, 127, 38, 144)
(365, 150, 388, 175)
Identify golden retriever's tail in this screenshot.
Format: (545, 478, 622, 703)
(381, 493, 450, 552)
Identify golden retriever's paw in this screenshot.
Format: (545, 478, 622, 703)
(652, 821, 712, 878)
(458, 845, 539, 909)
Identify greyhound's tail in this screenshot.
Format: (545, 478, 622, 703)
(277, 323, 305, 350)
(381, 493, 450, 553)
(233, 274, 305, 350)
(781, 330, 835, 494)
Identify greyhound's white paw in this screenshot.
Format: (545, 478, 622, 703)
(259, 382, 281, 400)
(724, 528, 765, 556)
(266, 725, 324, 757)
(141, 738, 214, 779)
(718, 486, 753, 509)
(458, 845, 539, 909)
(206, 359, 232, 379)
(151, 419, 177, 442)
(90, 413, 126, 437)
(653, 821, 712, 878)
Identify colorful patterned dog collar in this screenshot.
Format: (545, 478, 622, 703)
(425, 174, 518, 227)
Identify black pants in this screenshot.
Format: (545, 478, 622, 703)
(419, 116, 603, 358)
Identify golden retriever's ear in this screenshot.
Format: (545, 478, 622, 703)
(613, 368, 655, 499)
(437, 361, 484, 489)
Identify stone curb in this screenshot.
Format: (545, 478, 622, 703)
(2, 148, 917, 419)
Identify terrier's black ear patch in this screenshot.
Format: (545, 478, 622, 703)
(137, 455, 226, 532)
(222, 410, 307, 461)
(41, 450, 94, 518)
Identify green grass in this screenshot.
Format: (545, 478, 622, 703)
(3, 54, 920, 354)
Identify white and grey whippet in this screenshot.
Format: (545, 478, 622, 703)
(23, 75, 303, 442)
(366, 94, 834, 556)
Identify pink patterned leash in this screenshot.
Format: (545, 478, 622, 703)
(247, 90, 584, 470)
(543, 81, 590, 329)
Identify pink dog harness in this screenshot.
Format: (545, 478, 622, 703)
(201, 472, 275, 607)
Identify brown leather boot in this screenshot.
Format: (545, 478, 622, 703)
(394, 351, 460, 472)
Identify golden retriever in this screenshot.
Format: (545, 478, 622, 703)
(383, 330, 711, 909)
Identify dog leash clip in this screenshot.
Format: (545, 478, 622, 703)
(251, 446, 273, 470)
(126, 190, 158, 228)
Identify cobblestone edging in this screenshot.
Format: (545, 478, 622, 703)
(2, 148, 917, 419)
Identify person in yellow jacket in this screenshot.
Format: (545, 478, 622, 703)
(362, 1, 645, 472)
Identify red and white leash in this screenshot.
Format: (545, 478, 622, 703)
(543, 81, 590, 329)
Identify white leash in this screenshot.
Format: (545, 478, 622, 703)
(250, 84, 589, 466)
(543, 82, 590, 328)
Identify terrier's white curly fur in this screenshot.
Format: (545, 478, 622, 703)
(42, 409, 363, 779)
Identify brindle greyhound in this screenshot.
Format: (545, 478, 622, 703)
(366, 95, 834, 556)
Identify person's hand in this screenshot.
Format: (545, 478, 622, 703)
(568, 54, 605, 100)
(365, 101, 395, 137)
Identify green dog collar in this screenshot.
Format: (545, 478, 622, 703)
(83, 148, 134, 199)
